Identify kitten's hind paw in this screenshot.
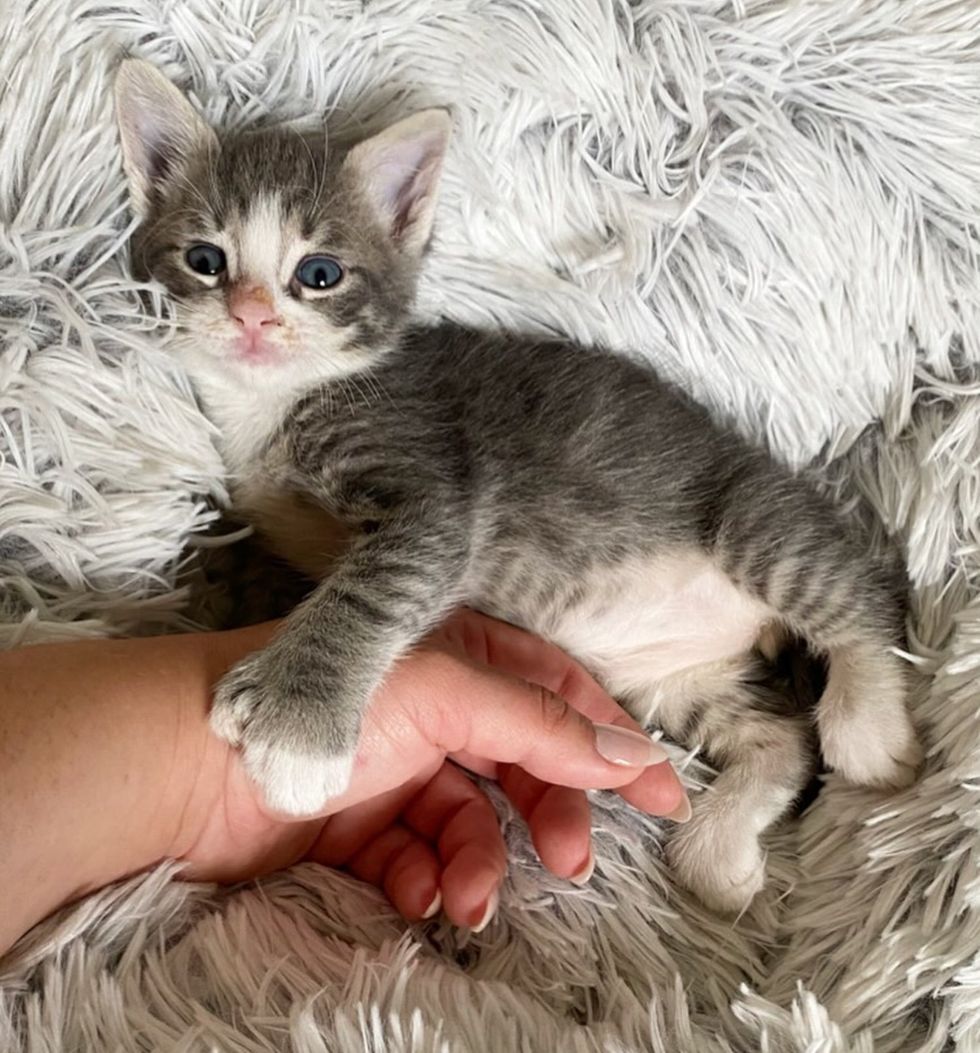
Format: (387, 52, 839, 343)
(817, 647, 923, 790)
(818, 690, 923, 790)
(210, 648, 360, 816)
(667, 818, 765, 914)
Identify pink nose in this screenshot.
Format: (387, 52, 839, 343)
(228, 287, 280, 332)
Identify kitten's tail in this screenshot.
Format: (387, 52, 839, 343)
(713, 463, 922, 788)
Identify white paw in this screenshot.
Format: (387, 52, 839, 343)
(819, 694, 923, 789)
(238, 741, 355, 816)
(668, 823, 765, 914)
(211, 649, 361, 816)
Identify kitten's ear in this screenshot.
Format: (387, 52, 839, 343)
(343, 109, 452, 254)
(114, 59, 217, 218)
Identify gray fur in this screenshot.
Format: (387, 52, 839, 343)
(116, 60, 922, 910)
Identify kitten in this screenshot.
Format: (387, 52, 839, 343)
(114, 60, 922, 912)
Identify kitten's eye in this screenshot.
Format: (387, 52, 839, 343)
(295, 255, 343, 291)
(186, 243, 227, 277)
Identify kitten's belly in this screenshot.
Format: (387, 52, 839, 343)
(482, 551, 772, 698)
(234, 481, 769, 699)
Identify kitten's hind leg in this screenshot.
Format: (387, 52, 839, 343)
(650, 658, 815, 913)
(816, 637, 921, 788)
(715, 471, 922, 790)
(769, 584, 921, 789)
(750, 617, 917, 787)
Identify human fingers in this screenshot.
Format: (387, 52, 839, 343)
(309, 776, 434, 867)
(436, 612, 688, 815)
(499, 765, 593, 882)
(439, 610, 624, 720)
(402, 761, 507, 930)
(415, 648, 681, 798)
(345, 824, 442, 922)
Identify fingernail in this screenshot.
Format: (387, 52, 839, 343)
(594, 724, 670, 767)
(569, 846, 595, 886)
(666, 794, 692, 824)
(471, 889, 499, 933)
(421, 889, 442, 919)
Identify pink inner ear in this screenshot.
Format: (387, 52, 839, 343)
(371, 133, 444, 237)
(131, 107, 180, 184)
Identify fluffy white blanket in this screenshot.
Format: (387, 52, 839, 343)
(2, 1, 980, 1049)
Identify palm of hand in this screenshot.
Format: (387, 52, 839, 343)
(178, 611, 681, 929)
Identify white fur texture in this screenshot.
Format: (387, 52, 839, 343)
(2, 1, 980, 1050)
(542, 552, 771, 693)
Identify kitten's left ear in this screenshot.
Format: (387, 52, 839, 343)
(343, 109, 452, 255)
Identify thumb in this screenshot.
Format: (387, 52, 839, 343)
(418, 651, 682, 795)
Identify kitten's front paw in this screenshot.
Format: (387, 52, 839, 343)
(667, 817, 765, 914)
(211, 648, 362, 816)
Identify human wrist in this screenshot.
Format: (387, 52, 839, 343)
(0, 622, 278, 956)
(60, 631, 233, 895)
(159, 621, 284, 868)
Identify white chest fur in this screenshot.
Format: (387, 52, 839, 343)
(195, 374, 349, 577)
(194, 375, 296, 478)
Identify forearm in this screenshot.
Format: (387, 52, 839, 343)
(0, 623, 274, 956)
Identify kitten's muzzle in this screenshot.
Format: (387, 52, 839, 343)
(227, 283, 283, 360)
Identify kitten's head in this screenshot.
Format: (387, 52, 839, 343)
(114, 60, 450, 392)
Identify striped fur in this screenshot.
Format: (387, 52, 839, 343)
(116, 61, 922, 911)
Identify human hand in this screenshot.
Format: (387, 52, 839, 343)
(181, 609, 688, 930)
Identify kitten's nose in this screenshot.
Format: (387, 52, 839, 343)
(228, 286, 281, 331)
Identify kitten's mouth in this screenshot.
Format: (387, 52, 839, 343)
(230, 334, 281, 364)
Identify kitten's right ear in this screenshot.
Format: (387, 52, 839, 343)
(114, 59, 217, 218)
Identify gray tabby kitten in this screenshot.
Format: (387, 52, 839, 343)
(115, 60, 922, 912)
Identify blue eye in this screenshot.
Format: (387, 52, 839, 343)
(295, 255, 343, 290)
(186, 243, 226, 276)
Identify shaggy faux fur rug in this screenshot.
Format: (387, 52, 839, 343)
(3, 1, 980, 1049)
